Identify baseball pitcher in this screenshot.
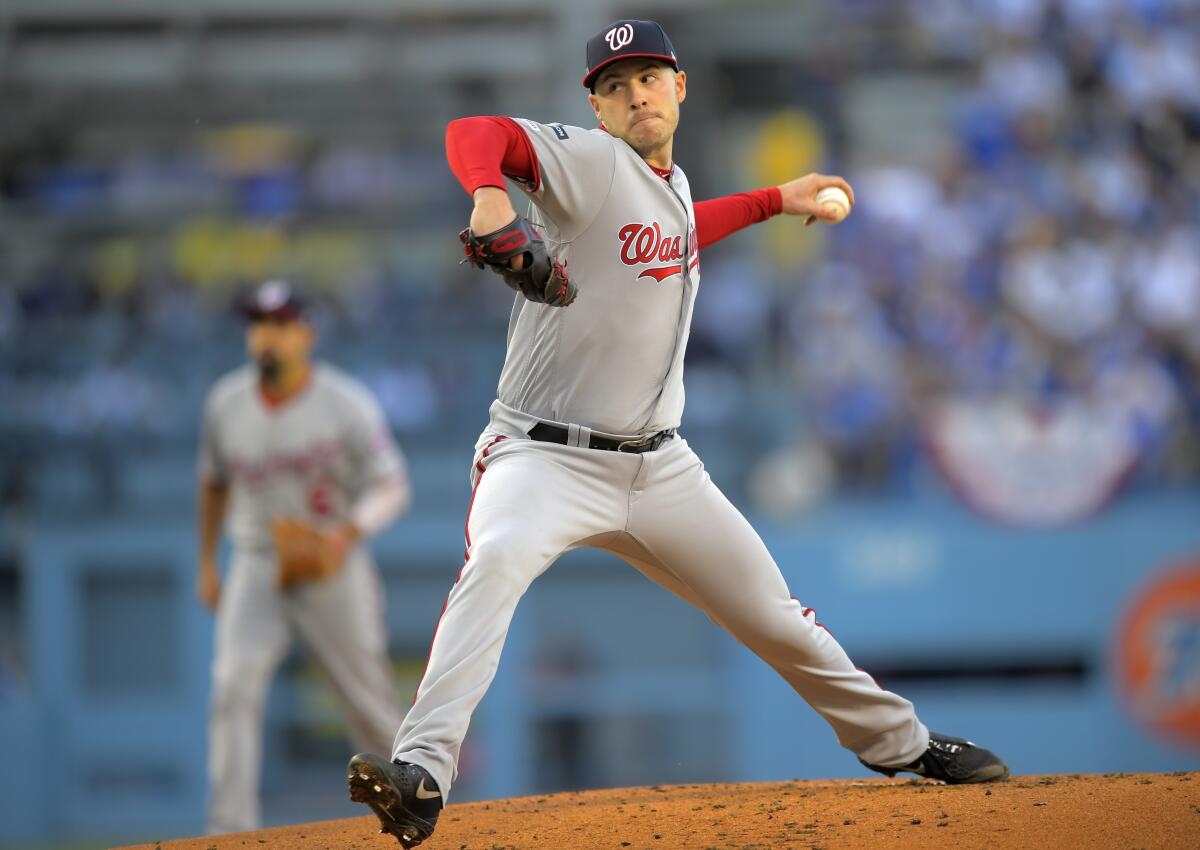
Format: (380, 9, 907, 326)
(348, 20, 1008, 848)
(198, 281, 409, 833)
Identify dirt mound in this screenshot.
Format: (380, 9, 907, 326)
(123, 772, 1199, 849)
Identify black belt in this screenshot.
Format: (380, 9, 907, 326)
(527, 422, 675, 453)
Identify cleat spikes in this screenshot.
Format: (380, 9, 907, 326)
(347, 752, 442, 847)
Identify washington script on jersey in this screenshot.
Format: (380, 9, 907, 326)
(618, 221, 700, 282)
(226, 440, 345, 488)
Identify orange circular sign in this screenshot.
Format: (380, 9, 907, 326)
(1115, 560, 1200, 748)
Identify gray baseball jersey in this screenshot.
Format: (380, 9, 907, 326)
(498, 118, 699, 436)
(200, 362, 408, 552)
(390, 117, 929, 801)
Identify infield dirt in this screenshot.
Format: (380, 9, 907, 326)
(123, 771, 1199, 849)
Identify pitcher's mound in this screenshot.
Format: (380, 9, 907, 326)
(123, 772, 1199, 849)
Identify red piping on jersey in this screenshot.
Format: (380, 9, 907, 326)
(412, 434, 507, 704)
(446, 116, 541, 194)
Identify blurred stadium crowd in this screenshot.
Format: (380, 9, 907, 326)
(1, 0, 1197, 518)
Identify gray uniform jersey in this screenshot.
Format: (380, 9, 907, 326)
(199, 363, 407, 553)
(498, 118, 700, 436)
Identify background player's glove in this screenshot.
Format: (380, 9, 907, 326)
(272, 517, 345, 590)
(459, 217, 577, 307)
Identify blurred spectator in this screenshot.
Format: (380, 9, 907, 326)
(3, 0, 1197, 522)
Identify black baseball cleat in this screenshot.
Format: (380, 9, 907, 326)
(860, 732, 1009, 784)
(347, 753, 443, 847)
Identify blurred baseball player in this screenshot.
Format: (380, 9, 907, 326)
(349, 20, 1007, 847)
(198, 280, 409, 834)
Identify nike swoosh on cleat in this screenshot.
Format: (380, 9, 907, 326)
(415, 778, 441, 800)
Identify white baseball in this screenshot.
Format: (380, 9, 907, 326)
(815, 186, 850, 223)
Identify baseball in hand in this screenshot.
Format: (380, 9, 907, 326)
(815, 186, 851, 223)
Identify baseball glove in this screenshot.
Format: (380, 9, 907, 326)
(459, 217, 577, 307)
(272, 517, 343, 590)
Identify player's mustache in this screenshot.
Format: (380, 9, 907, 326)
(257, 352, 281, 383)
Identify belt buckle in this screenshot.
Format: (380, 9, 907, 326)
(616, 434, 653, 452)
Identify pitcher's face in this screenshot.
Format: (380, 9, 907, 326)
(589, 59, 686, 160)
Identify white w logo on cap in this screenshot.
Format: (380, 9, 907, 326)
(605, 23, 634, 51)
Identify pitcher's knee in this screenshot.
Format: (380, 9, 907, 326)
(731, 607, 830, 662)
(462, 534, 549, 595)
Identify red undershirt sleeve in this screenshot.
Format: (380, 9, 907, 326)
(694, 187, 783, 250)
(445, 116, 540, 195)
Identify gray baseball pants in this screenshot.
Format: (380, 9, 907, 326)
(393, 404, 928, 798)
(207, 548, 402, 833)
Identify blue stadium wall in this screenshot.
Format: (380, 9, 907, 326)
(2, 488, 1198, 846)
